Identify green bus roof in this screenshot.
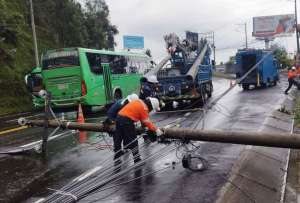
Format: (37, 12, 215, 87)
(44, 47, 150, 59)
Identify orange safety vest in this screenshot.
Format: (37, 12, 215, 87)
(297, 67, 300, 75)
(118, 99, 157, 131)
(288, 70, 297, 79)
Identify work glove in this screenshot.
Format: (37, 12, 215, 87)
(156, 128, 164, 137)
(103, 118, 113, 126)
(102, 118, 114, 133)
(146, 130, 157, 142)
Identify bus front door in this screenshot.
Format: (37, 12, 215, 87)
(102, 64, 113, 103)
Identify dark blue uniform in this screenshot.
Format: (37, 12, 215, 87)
(107, 99, 124, 121)
(140, 83, 154, 100)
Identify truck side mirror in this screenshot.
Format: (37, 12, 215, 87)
(25, 74, 34, 92)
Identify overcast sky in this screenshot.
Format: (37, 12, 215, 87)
(104, 0, 297, 63)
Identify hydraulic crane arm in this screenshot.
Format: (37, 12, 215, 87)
(186, 43, 208, 81)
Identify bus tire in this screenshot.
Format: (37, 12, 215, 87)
(114, 89, 122, 100)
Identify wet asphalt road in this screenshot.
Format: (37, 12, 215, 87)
(0, 76, 292, 203)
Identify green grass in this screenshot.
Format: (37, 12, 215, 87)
(0, 95, 33, 116)
(295, 98, 300, 127)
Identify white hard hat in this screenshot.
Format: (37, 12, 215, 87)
(292, 66, 296, 70)
(17, 117, 27, 126)
(38, 89, 47, 98)
(126, 93, 139, 102)
(147, 75, 158, 83)
(148, 97, 160, 112)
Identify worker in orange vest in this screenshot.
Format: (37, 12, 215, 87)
(114, 97, 163, 164)
(284, 67, 298, 94)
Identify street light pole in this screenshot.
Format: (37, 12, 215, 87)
(29, 0, 40, 67)
(245, 23, 248, 49)
(212, 31, 216, 66)
(295, 0, 300, 53)
(237, 23, 248, 49)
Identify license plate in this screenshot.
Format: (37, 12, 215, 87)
(58, 84, 68, 90)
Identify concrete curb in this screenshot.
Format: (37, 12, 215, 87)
(216, 90, 296, 203)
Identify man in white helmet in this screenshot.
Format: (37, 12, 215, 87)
(114, 97, 163, 164)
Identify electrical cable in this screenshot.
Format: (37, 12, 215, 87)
(46, 136, 169, 202)
(49, 144, 176, 203)
(79, 146, 176, 201)
(82, 163, 175, 202)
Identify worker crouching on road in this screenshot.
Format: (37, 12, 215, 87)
(114, 97, 163, 164)
(284, 67, 299, 95)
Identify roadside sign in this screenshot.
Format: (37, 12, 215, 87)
(123, 35, 144, 49)
(253, 14, 295, 38)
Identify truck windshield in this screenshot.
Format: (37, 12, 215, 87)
(42, 50, 79, 70)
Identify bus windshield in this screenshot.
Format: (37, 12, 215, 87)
(42, 50, 79, 70)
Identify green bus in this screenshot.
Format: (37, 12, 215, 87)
(26, 48, 152, 110)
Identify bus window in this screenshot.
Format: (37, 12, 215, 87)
(42, 50, 79, 69)
(86, 53, 103, 74)
(127, 57, 138, 73)
(110, 56, 127, 74)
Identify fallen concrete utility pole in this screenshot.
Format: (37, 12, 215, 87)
(24, 119, 115, 133)
(21, 119, 300, 149)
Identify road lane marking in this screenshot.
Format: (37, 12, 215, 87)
(0, 126, 28, 135)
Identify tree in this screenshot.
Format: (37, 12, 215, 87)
(226, 56, 235, 65)
(145, 49, 152, 58)
(271, 44, 292, 69)
(84, 0, 118, 49)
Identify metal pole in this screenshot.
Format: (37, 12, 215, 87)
(245, 23, 248, 49)
(41, 93, 50, 157)
(29, 0, 40, 67)
(212, 31, 216, 67)
(265, 38, 270, 49)
(22, 120, 300, 149)
(296, 0, 300, 53)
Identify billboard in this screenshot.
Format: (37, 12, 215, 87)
(123, 35, 144, 49)
(253, 14, 295, 38)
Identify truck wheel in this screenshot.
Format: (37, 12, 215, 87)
(260, 83, 267, 88)
(201, 87, 208, 104)
(242, 84, 249, 90)
(207, 83, 213, 98)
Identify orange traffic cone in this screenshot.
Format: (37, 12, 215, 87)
(77, 104, 87, 143)
(77, 104, 85, 123)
